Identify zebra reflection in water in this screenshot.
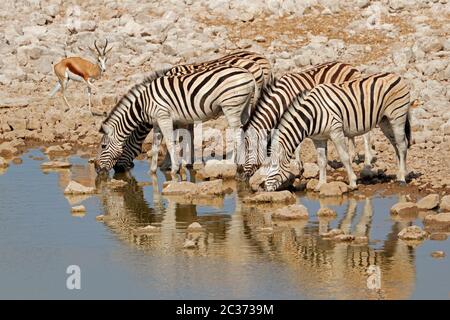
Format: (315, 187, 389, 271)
(95, 169, 415, 299)
(240, 196, 415, 300)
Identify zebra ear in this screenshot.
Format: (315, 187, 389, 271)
(100, 124, 112, 136)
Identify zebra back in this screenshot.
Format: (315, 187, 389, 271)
(246, 62, 361, 132)
(98, 64, 257, 172)
(264, 73, 410, 190)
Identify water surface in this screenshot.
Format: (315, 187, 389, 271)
(0, 149, 449, 299)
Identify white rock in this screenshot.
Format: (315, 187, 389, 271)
(424, 213, 450, 230)
(201, 159, 236, 179)
(388, 0, 407, 11)
(392, 47, 412, 68)
(317, 207, 337, 217)
(183, 239, 197, 249)
(272, 204, 309, 220)
(319, 182, 349, 197)
(390, 202, 418, 215)
(243, 191, 297, 204)
(162, 179, 226, 197)
(136, 225, 161, 234)
(0, 157, 8, 169)
(64, 181, 96, 195)
(41, 161, 72, 169)
(417, 194, 440, 210)
(302, 163, 319, 179)
(71, 205, 86, 213)
(398, 225, 428, 241)
(440, 195, 450, 211)
(187, 222, 204, 231)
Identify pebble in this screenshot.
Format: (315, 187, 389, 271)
(431, 251, 445, 259)
(317, 207, 337, 218)
(272, 204, 309, 220)
(71, 205, 86, 213)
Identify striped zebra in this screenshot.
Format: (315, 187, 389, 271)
(238, 61, 368, 179)
(112, 50, 272, 172)
(95, 65, 259, 175)
(260, 73, 411, 192)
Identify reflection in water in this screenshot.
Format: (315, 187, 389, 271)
(77, 163, 417, 300)
(3, 150, 449, 299)
(242, 196, 415, 299)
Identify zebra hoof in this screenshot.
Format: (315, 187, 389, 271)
(398, 181, 407, 187)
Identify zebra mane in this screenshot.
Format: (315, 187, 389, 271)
(141, 67, 172, 84)
(101, 67, 172, 130)
(242, 78, 277, 131)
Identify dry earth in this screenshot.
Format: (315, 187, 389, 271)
(0, 0, 449, 194)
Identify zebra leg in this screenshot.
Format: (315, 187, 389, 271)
(312, 139, 328, 191)
(380, 117, 408, 184)
(363, 132, 374, 167)
(221, 106, 245, 164)
(159, 150, 172, 171)
(157, 117, 179, 176)
(394, 125, 408, 184)
(330, 129, 358, 189)
(150, 126, 162, 174)
(348, 136, 357, 163)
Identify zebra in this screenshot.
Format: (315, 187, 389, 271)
(260, 72, 411, 192)
(112, 50, 273, 172)
(95, 64, 259, 175)
(238, 61, 371, 180)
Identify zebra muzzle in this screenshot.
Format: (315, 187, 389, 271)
(94, 160, 109, 176)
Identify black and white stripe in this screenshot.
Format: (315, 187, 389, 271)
(239, 62, 362, 179)
(95, 65, 258, 174)
(261, 72, 411, 191)
(113, 51, 272, 172)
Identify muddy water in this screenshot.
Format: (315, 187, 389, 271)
(0, 149, 449, 299)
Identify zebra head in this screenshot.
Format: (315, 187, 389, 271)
(95, 124, 124, 175)
(262, 144, 298, 192)
(237, 128, 267, 180)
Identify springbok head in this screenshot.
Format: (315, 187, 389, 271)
(92, 39, 112, 73)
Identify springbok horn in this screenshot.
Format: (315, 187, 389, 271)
(94, 40, 101, 56)
(103, 39, 108, 55)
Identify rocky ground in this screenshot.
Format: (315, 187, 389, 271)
(0, 0, 449, 193)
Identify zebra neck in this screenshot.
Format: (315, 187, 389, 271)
(104, 108, 146, 144)
(279, 127, 305, 162)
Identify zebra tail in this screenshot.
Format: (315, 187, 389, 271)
(405, 111, 412, 148)
(249, 73, 261, 122)
(49, 82, 61, 97)
(405, 99, 420, 148)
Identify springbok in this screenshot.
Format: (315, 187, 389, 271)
(49, 39, 112, 114)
